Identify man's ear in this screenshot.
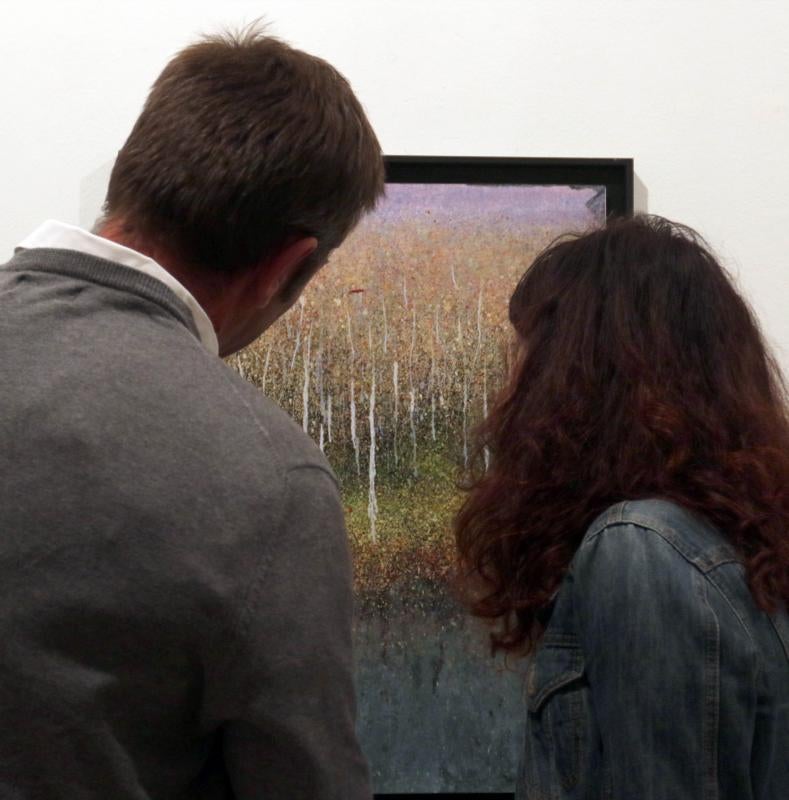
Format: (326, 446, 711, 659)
(253, 235, 319, 307)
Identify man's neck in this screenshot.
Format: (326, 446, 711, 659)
(96, 217, 229, 335)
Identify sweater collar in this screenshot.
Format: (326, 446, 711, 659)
(16, 220, 219, 356)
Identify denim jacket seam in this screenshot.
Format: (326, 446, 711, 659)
(579, 519, 754, 646)
(579, 518, 765, 695)
(582, 502, 739, 571)
(697, 571, 721, 800)
(705, 565, 764, 688)
(579, 532, 722, 798)
(582, 501, 629, 544)
(581, 515, 736, 576)
(580, 519, 697, 571)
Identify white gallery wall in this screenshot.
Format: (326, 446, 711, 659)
(2, 0, 788, 373)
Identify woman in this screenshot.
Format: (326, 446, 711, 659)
(454, 215, 789, 799)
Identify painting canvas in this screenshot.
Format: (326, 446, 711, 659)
(231, 158, 631, 795)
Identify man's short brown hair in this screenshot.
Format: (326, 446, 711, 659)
(103, 25, 384, 272)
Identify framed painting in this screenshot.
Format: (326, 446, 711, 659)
(231, 156, 634, 797)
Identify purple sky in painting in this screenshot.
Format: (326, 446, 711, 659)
(364, 182, 605, 231)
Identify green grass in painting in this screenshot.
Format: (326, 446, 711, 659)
(341, 444, 462, 613)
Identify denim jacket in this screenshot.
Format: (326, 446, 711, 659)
(517, 499, 789, 800)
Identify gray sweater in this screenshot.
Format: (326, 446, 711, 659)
(0, 247, 371, 799)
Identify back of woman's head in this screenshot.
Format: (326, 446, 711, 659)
(455, 214, 789, 654)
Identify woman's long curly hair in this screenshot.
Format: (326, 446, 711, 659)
(454, 214, 789, 655)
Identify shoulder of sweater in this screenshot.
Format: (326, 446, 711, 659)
(206, 355, 336, 479)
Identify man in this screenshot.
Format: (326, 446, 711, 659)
(0, 26, 384, 799)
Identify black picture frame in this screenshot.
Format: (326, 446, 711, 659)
(378, 795, 512, 800)
(352, 156, 632, 800)
(378, 795, 513, 800)
(384, 155, 634, 219)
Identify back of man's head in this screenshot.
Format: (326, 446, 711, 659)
(103, 25, 384, 273)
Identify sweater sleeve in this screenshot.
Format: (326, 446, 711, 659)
(572, 522, 757, 800)
(216, 464, 371, 800)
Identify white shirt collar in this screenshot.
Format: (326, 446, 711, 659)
(16, 220, 219, 356)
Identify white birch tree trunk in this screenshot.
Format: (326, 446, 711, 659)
(409, 307, 417, 473)
(367, 323, 378, 543)
(316, 346, 326, 450)
(392, 360, 399, 466)
(431, 394, 436, 441)
(261, 344, 272, 394)
(382, 298, 388, 354)
(301, 332, 311, 434)
(429, 331, 437, 442)
(234, 355, 245, 381)
(462, 368, 469, 468)
(346, 307, 355, 359)
(434, 305, 446, 423)
(290, 298, 305, 371)
(476, 285, 484, 362)
(350, 378, 360, 476)
(483, 363, 490, 470)
(409, 387, 417, 473)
